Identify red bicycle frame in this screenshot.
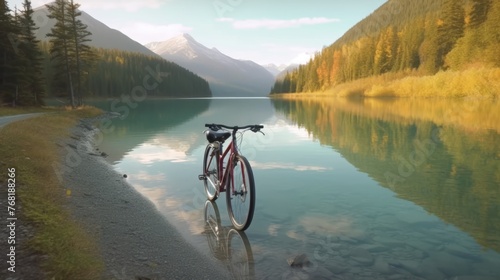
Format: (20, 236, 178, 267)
(202, 123, 263, 230)
(213, 130, 245, 194)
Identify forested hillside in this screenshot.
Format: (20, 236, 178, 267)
(1, 0, 211, 108)
(86, 48, 211, 98)
(271, 0, 499, 94)
(40, 42, 212, 99)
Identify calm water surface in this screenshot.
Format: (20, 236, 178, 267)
(94, 97, 500, 280)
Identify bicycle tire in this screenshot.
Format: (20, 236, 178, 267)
(203, 143, 219, 201)
(227, 229, 255, 279)
(203, 200, 225, 260)
(226, 155, 255, 231)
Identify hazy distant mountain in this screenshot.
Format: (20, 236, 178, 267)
(263, 64, 289, 77)
(276, 64, 300, 79)
(145, 34, 275, 97)
(32, 5, 158, 57)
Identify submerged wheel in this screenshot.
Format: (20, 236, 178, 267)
(203, 143, 219, 201)
(226, 155, 255, 231)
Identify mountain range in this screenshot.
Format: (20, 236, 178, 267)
(32, 6, 158, 57)
(31, 5, 280, 97)
(145, 34, 275, 97)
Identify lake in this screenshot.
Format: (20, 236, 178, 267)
(93, 97, 500, 280)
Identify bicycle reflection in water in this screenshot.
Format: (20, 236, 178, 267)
(202, 200, 255, 280)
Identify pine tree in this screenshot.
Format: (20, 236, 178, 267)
(47, 0, 76, 108)
(437, 0, 465, 69)
(66, 0, 95, 106)
(374, 30, 391, 75)
(0, 0, 19, 104)
(482, 0, 500, 66)
(18, 0, 45, 105)
(470, 0, 491, 29)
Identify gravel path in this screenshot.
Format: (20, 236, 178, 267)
(60, 115, 230, 280)
(0, 113, 46, 130)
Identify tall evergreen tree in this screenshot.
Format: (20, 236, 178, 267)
(437, 0, 465, 69)
(470, 0, 491, 28)
(46, 0, 95, 108)
(66, 0, 95, 106)
(0, 0, 19, 104)
(46, 0, 76, 108)
(18, 0, 45, 105)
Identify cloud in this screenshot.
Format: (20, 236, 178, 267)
(29, 0, 164, 12)
(132, 171, 166, 182)
(218, 17, 340, 29)
(120, 22, 193, 44)
(268, 224, 281, 237)
(249, 161, 331, 172)
(89, 0, 163, 12)
(263, 121, 312, 142)
(216, 17, 234, 22)
(127, 143, 193, 164)
(131, 184, 165, 210)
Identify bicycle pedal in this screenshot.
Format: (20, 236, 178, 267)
(198, 174, 206, 180)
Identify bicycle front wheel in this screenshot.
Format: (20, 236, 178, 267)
(227, 229, 255, 279)
(203, 143, 219, 201)
(226, 155, 255, 231)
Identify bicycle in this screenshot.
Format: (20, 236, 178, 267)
(203, 200, 255, 279)
(198, 123, 264, 231)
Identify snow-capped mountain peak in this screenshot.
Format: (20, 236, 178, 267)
(145, 33, 203, 59)
(145, 34, 237, 62)
(289, 52, 314, 65)
(144, 34, 275, 97)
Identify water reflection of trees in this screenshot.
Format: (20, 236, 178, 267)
(272, 97, 500, 252)
(91, 98, 211, 162)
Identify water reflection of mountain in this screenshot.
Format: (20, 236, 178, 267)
(93, 98, 275, 163)
(272, 97, 500, 252)
(91, 99, 211, 163)
(154, 98, 276, 155)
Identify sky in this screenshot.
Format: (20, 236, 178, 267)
(8, 0, 387, 65)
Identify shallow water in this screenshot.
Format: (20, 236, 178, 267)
(94, 97, 500, 280)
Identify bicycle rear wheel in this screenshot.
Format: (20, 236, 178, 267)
(203, 200, 225, 260)
(226, 155, 255, 231)
(203, 143, 219, 201)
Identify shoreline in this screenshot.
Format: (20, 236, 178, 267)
(61, 115, 229, 279)
(270, 67, 500, 99)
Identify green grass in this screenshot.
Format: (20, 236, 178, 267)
(0, 107, 104, 279)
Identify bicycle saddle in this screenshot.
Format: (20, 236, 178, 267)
(205, 129, 231, 143)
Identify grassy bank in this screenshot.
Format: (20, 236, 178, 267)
(274, 67, 500, 98)
(0, 107, 103, 279)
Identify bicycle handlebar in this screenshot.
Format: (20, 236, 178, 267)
(205, 123, 264, 131)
